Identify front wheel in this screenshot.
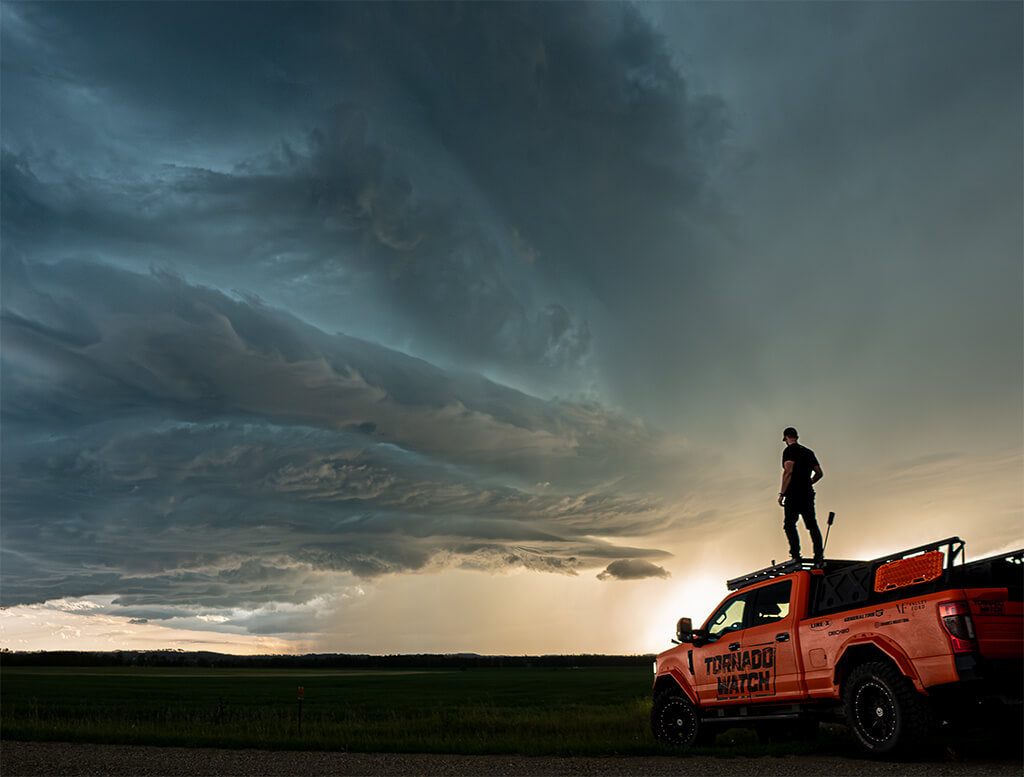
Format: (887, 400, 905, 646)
(651, 690, 713, 747)
(843, 661, 932, 755)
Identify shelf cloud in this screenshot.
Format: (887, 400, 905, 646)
(1, 1, 1019, 650)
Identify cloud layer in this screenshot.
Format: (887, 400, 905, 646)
(1, 2, 726, 398)
(2, 258, 687, 618)
(2, 2, 726, 633)
(2, 2, 1020, 646)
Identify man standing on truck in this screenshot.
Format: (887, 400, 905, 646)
(778, 427, 824, 565)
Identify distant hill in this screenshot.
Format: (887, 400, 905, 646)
(0, 649, 654, 669)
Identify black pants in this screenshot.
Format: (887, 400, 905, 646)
(783, 495, 823, 560)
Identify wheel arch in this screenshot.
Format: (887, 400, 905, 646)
(654, 670, 698, 705)
(834, 638, 921, 693)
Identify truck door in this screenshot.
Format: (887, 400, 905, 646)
(692, 589, 754, 706)
(737, 580, 803, 702)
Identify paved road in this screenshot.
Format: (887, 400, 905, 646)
(2, 742, 1021, 777)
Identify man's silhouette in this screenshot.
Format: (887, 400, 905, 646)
(777, 427, 824, 564)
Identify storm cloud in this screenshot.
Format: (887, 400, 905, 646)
(1, 2, 725, 628)
(1, 2, 724, 393)
(2, 2, 1020, 649)
(2, 258, 682, 613)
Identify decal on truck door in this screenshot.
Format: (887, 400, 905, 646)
(704, 646, 776, 698)
(698, 579, 793, 701)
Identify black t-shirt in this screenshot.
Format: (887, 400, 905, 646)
(782, 443, 819, 498)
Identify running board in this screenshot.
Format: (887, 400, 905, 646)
(701, 703, 806, 723)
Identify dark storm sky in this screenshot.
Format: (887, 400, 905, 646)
(2, 2, 1020, 649)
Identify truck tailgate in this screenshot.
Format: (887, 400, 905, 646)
(968, 588, 1024, 659)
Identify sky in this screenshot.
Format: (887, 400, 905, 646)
(1, 1, 1021, 656)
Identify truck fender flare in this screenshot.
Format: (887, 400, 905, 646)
(654, 668, 699, 706)
(834, 635, 924, 693)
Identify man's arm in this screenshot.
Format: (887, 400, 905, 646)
(810, 464, 823, 485)
(778, 461, 793, 506)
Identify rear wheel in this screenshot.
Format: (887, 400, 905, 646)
(651, 691, 713, 746)
(843, 661, 932, 755)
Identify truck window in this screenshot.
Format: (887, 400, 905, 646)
(705, 593, 750, 642)
(750, 580, 792, 627)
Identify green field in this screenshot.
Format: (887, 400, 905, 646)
(2, 665, 669, 756)
(3, 665, 1015, 760)
(1, 664, 829, 757)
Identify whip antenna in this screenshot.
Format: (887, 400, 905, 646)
(823, 511, 836, 555)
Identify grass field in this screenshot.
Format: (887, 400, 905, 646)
(1, 664, 816, 757)
(1, 665, 658, 755)
(2, 665, 1016, 760)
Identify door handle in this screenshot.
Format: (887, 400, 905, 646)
(775, 632, 790, 642)
(728, 642, 741, 651)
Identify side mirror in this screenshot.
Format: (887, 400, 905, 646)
(676, 617, 693, 643)
(675, 617, 707, 646)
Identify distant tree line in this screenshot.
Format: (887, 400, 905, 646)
(0, 648, 655, 669)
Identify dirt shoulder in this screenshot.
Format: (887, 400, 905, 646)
(3, 741, 1022, 777)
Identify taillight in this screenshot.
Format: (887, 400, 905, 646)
(938, 600, 977, 653)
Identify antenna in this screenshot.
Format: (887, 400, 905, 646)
(823, 511, 836, 555)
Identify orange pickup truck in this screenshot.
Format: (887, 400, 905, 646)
(651, 536, 1023, 754)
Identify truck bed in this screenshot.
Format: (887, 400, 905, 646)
(809, 537, 1023, 617)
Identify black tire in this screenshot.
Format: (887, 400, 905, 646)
(843, 661, 933, 756)
(651, 690, 713, 747)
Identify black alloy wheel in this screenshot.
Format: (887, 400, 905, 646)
(651, 691, 706, 747)
(851, 677, 897, 744)
(843, 661, 932, 756)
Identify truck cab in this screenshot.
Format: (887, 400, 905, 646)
(652, 537, 1023, 755)
(687, 575, 804, 705)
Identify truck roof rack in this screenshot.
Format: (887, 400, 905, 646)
(725, 537, 967, 593)
(726, 558, 814, 591)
